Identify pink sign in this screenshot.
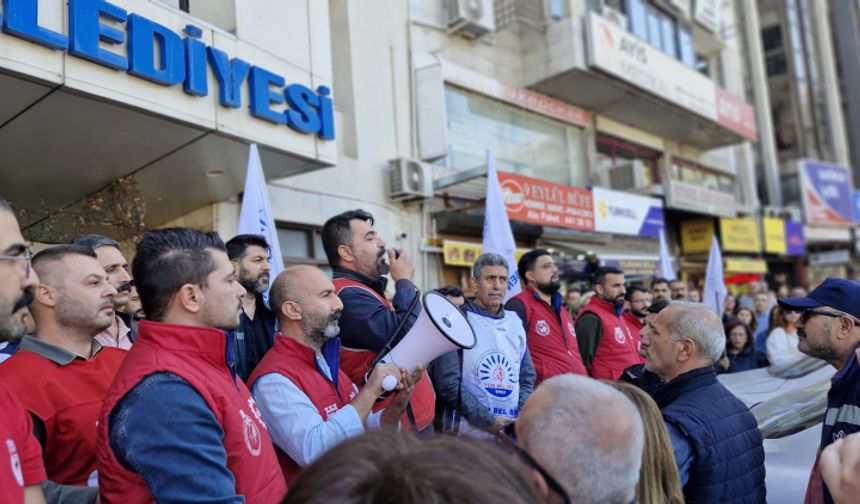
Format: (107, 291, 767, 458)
(501, 86, 591, 128)
(715, 87, 757, 141)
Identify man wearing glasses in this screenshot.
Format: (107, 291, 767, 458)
(778, 278, 860, 504)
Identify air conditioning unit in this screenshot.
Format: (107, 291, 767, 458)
(387, 158, 434, 201)
(594, 160, 648, 190)
(602, 5, 628, 29)
(447, 0, 495, 39)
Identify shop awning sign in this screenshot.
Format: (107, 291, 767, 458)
(762, 217, 787, 255)
(680, 218, 715, 254)
(498, 172, 594, 231)
(800, 161, 853, 226)
(852, 191, 860, 223)
(785, 220, 806, 256)
(592, 187, 664, 238)
(719, 218, 760, 253)
(724, 258, 768, 274)
(443, 240, 529, 267)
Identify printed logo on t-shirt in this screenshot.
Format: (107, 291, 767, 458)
(567, 322, 576, 336)
(535, 320, 550, 336)
(324, 404, 338, 418)
(476, 351, 516, 398)
(239, 410, 263, 457)
(614, 327, 626, 344)
(5, 439, 23, 487)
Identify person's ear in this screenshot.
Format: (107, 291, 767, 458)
(525, 270, 536, 286)
(529, 468, 550, 500)
(177, 284, 203, 314)
(281, 300, 302, 322)
(35, 284, 57, 308)
(677, 338, 695, 362)
(337, 244, 354, 265)
(469, 275, 478, 293)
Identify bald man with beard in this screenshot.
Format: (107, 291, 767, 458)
(249, 266, 422, 486)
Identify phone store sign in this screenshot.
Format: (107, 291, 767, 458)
(0, 0, 335, 140)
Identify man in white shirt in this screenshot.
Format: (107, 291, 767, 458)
(248, 265, 421, 485)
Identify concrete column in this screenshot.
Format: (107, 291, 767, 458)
(810, 0, 851, 166)
(738, 1, 783, 206)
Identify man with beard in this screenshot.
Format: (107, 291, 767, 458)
(434, 254, 534, 436)
(321, 210, 436, 432)
(0, 196, 48, 504)
(506, 249, 586, 385)
(71, 235, 134, 349)
(575, 266, 643, 380)
(777, 279, 860, 504)
(669, 279, 688, 301)
(96, 228, 285, 503)
(226, 234, 277, 382)
(0, 245, 125, 487)
(118, 282, 145, 336)
(249, 266, 419, 484)
(622, 283, 651, 331)
(651, 277, 671, 302)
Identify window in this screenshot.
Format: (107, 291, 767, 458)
(625, 0, 693, 65)
(442, 87, 587, 187)
(627, 0, 649, 40)
(595, 134, 661, 187)
(276, 225, 330, 273)
(677, 25, 695, 67)
(669, 158, 734, 194)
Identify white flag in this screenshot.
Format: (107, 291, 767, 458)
(659, 229, 677, 281)
(238, 144, 285, 300)
(702, 235, 727, 315)
(481, 150, 521, 301)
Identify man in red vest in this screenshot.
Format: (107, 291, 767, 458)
(575, 266, 643, 380)
(249, 266, 420, 484)
(96, 228, 286, 503)
(622, 283, 651, 332)
(0, 245, 125, 488)
(0, 196, 47, 504)
(506, 249, 587, 385)
(321, 209, 436, 431)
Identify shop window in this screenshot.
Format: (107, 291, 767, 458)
(595, 134, 661, 189)
(276, 225, 330, 273)
(670, 158, 734, 194)
(442, 87, 587, 187)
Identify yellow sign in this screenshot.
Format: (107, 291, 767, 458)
(680, 219, 715, 254)
(719, 218, 761, 253)
(724, 258, 768, 274)
(763, 217, 786, 254)
(442, 240, 528, 267)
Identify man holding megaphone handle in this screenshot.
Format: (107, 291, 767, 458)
(249, 266, 422, 487)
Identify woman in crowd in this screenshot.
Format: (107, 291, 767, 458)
(766, 307, 803, 367)
(723, 294, 736, 322)
(722, 317, 769, 373)
(607, 381, 684, 504)
(734, 306, 759, 335)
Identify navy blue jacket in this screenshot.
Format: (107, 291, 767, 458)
(819, 343, 860, 504)
(655, 366, 766, 504)
(726, 347, 769, 373)
(226, 295, 277, 382)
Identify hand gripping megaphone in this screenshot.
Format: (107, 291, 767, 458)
(375, 291, 477, 391)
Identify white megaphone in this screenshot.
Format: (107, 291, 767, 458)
(375, 291, 477, 391)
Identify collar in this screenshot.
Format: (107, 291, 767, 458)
(21, 334, 104, 365)
(275, 333, 343, 388)
(590, 296, 625, 317)
(528, 287, 564, 313)
(137, 320, 231, 371)
(333, 267, 388, 297)
(653, 365, 717, 409)
(832, 341, 860, 386)
(464, 297, 505, 319)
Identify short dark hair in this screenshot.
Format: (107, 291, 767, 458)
(434, 285, 464, 298)
(71, 234, 120, 251)
(0, 196, 12, 212)
(669, 279, 685, 287)
(321, 209, 374, 267)
(132, 228, 225, 322)
(225, 234, 269, 261)
(651, 277, 669, 288)
(647, 299, 671, 314)
(32, 245, 98, 285)
(517, 248, 551, 285)
(624, 283, 649, 301)
(592, 266, 623, 287)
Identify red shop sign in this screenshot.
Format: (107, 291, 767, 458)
(498, 171, 594, 231)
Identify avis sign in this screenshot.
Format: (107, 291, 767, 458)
(498, 172, 594, 231)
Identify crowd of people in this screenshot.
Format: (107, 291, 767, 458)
(1, 194, 860, 503)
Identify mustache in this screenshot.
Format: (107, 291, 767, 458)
(116, 283, 132, 293)
(14, 288, 34, 311)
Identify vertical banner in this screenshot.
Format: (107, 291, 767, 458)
(659, 229, 677, 281)
(482, 151, 521, 301)
(238, 144, 285, 300)
(702, 236, 727, 316)
(799, 160, 853, 226)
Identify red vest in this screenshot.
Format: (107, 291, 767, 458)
(576, 297, 644, 380)
(509, 289, 587, 384)
(0, 381, 47, 503)
(332, 278, 435, 430)
(0, 345, 126, 486)
(247, 335, 357, 485)
(96, 321, 286, 504)
(622, 310, 645, 333)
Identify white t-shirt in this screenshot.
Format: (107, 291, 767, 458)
(766, 327, 803, 367)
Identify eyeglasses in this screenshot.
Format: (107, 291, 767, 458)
(0, 250, 32, 278)
(801, 309, 860, 326)
(496, 422, 571, 504)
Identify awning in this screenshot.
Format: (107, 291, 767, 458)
(724, 257, 768, 274)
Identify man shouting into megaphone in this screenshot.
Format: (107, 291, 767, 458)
(248, 266, 422, 487)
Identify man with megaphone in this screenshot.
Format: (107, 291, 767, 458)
(249, 266, 422, 487)
(432, 253, 535, 437)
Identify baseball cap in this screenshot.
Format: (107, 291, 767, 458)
(777, 278, 860, 320)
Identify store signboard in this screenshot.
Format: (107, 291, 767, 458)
(498, 172, 594, 231)
(762, 217, 787, 254)
(592, 187, 664, 238)
(852, 191, 860, 223)
(665, 179, 736, 217)
(785, 220, 806, 256)
(809, 249, 851, 266)
(719, 218, 761, 253)
(602, 259, 659, 277)
(586, 13, 756, 140)
(680, 218, 715, 254)
(443, 240, 528, 267)
(799, 161, 853, 226)
(724, 258, 768, 274)
(500, 86, 590, 128)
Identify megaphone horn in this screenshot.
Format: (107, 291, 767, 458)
(375, 291, 477, 391)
